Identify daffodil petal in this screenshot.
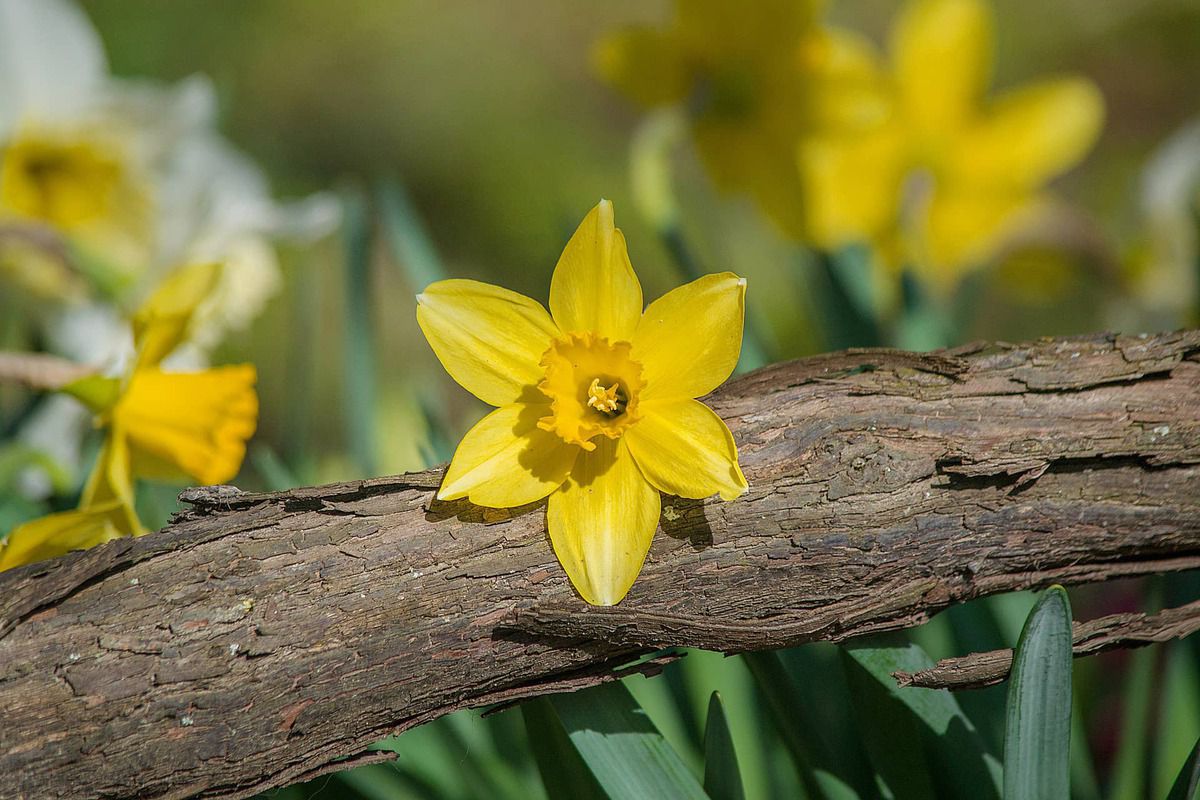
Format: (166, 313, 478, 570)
(438, 403, 578, 507)
(677, 0, 823, 55)
(80, 425, 135, 511)
(633, 272, 745, 401)
(593, 27, 689, 108)
(952, 78, 1104, 189)
(0, 501, 131, 572)
(798, 122, 907, 250)
(692, 121, 808, 238)
(115, 365, 258, 486)
(546, 437, 659, 606)
(626, 398, 747, 502)
(549, 200, 642, 341)
(417, 278, 559, 407)
(892, 0, 992, 141)
(133, 263, 224, 368)
(918, 185, 1030, 286)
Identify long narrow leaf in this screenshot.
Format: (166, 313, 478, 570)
(702, 692, 745, 800)
(1165, 736, 1200, 800)
(744, 649, 873, 800)
(1154, 644, 1200, 797)
(1003, 586, 1074, 800)
(843, 642, 1001, 799)
(340, 187, 378, 476)
(548, 681, 708, 800)
(521, 697, 607, 800)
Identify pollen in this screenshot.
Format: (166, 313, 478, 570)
(536, 332, 645, 449)
(586, 379, 624, 416)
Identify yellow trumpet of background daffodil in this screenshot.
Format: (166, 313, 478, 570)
(798, 0, 1104, 290)
(417, 200, 747, 605)
(596, 0, 888, 239)
(0, 262, 257, 571)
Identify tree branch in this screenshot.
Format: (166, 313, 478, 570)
(893, 600, 1200, 690)
(1, 330, 1198, 799)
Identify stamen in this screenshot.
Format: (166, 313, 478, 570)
(586, 378, 624, 416)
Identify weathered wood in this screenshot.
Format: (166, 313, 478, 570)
(1, 330, 1198, 799)
(893, 600, 1200, 690)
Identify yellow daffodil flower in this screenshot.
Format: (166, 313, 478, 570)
(596, 0, 887, 238)
(0, 262, 258, 571)
(0, 499, 134, 572)
(417, 200, 747, 605)
(798, 0, 1104, 290)
(0, 124, 144, 233)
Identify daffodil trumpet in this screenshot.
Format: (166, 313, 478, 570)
(418, 200, 748, 605)
(0, 262, 258, 572)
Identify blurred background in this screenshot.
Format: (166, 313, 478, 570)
(87, 0, 1200, 484)
(1, 0, 1198, 798)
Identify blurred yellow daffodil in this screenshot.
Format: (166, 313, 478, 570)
(596, 0, 887, 238)
(0, 123, 149, 246)
(0, 262, 257, 571)
(799, 0, 1104, 290)
(417, 200, 747, 605)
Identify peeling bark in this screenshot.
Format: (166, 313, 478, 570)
(1, 330, 1198, 799)
(893, 600, 1200, 690)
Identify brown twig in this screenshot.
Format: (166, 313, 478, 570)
(893, 600, 1200, 691)
(0, 350, 96, 391)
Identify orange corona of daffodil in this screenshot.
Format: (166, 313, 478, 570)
(417, 200, 747, 605)
(798, 0, 1104, 289)
(596, 0, 886, 238)
(0, 263, 257, 571)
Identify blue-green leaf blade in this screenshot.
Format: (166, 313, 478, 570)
(548, 681, 709, 800)
(1003, 586, 1074, 800)
(521, 696, 607, 800)
(842, 641, 1001, 799)
(702, 692, 745, 800)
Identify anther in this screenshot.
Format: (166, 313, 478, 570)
(586, 378, 624, 416)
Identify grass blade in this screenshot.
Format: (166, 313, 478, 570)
(1003, 586, 1074, 800)
(1165, 736, 1200, 800)
(702, 692, 745, 800)
(547, 681, 708, 800)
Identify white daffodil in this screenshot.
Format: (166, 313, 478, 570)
(0, 0, 337, 496)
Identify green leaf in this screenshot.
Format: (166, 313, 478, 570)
(340, 186, 378, 477)
(744, 649, 874, 800)
(812, 248, 883, 349)
(521, 697, 607, 800)
(842, 642, 1001, 800)
(1165, 736, 1200, 800)
(1003, 585, 1074, 800)
(60, 374, 120, 414)
(1108, 645, 1157, 800)
(1154, 644, 1200, 797)
(375, 177, 446, 291)
(702, 692, 745, 800)
(547, 681, 709, 800)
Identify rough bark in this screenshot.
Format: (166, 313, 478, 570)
(1, 330, 1198, 800)
(893, 600, 1200, 690)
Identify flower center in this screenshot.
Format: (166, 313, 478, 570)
(586, 378, 625, 416)
(537, 332, 644, 450)
(0, 130, 126, 230)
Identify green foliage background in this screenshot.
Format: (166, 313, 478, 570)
(5, 1, 1200, 797)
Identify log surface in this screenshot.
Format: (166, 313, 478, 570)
(2, 330, 1199, 799)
